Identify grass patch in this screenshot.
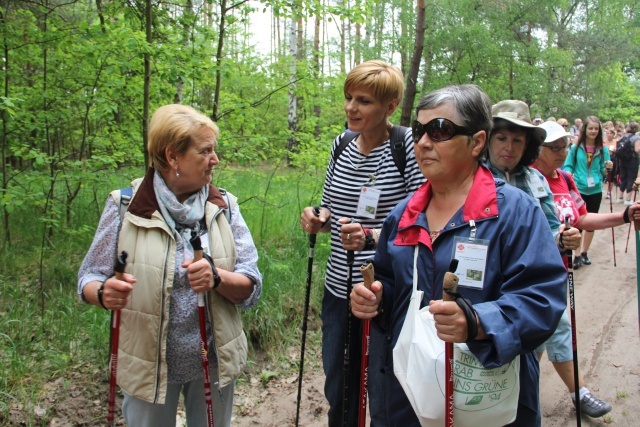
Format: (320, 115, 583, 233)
(616, 389, 629, 399)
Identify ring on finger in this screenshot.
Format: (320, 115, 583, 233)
(347, 233, 351, 241)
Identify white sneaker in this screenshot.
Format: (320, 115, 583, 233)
(624, 200, 633, 206)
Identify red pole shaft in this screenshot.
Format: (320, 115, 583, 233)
(108, 251, 127, 427)
(443, 266, 458, 427)
(199, 298, 215, 426)
(107, 310, 120, 427)
(358, 262, 375, 427)
(358, 320, 370, 427)
(445, 343, 454, 427)
(193, 245, 215, 427)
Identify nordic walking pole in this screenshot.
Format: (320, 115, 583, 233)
(295, 206, 320, 427)
(636, 215, 640, 338)
(190, 232, 215, 427)
(358, 261, 375, 427)
(107, 251, 127, 427)
(609, 171, 617, 266)
(625, 189, 637, 253)
(565, 217, 582, 426)
(342, 219, 356, 427)
(443, 259, 459, 427)
(635, 185, 640, 337)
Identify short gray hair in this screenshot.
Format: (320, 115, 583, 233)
(415, 84, 493, 136)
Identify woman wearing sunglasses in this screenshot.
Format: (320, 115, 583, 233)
(350, 84, 567, 426)
(299, 60, 425, 426)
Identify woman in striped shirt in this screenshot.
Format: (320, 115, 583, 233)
(300, 60, 424, 426)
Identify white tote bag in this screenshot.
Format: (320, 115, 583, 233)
(393, 246, 520, 427)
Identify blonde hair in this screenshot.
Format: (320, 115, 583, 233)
(148, 104, 219, 171)
(557, 118, 568, 126)
(343, 60, 404, 105)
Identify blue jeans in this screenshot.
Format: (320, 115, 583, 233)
(322, 288, 389, 427)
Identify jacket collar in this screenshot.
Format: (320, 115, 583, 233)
(395, 165, 498, 246)
(128, 167, 228, 219)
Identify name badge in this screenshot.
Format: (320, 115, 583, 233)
(586, 176, 595, 187)
(452, 236, 489, 290)
(528, 174, 548, 199)
(356, 186, 381, 219)
(569, 190, 585, 209)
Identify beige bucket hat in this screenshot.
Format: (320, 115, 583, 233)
(491, 100, 547, 145)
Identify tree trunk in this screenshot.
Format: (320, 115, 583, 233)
(400, 0, 427, 127)
(174, 0, 193, 104)
(339, 0, 346, 74)
(354, 0, 361, 65)
(95, 0, 107, 34)
(143, 0, 152, 167)
(312, 9, 321, 136)
(212, 0, 227, 121)
(1, 8, 10, 247)
(286, 18, 298, 155)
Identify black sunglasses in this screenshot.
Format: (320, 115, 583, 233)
(412, 118, 475, 143)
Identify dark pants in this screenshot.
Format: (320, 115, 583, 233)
(321, 289, 389, 426)
(576, 192, 602, 232)
(619, 157, 639, 193)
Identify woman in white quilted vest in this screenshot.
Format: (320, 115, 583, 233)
(78, 104, 262, 426)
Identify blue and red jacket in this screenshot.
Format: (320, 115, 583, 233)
(373, 165, 567, 426)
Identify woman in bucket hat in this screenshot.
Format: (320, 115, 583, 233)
(483, 99, 581, 253)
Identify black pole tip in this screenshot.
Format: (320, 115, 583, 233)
(313, 206, 321, 216)
(448, 259, 458, 273)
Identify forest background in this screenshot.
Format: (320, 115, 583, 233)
(1, 0, 640, 424)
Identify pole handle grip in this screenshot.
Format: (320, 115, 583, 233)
(360, 262, 375, 291)
(114, 251, 128, 280)
(443, 259, 459, 301)
(190, 231, 203, 262)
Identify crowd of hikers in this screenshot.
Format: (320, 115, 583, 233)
(78, 60, 640, 426)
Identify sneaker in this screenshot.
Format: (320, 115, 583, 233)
(573, 392, 612, 418)
(606, 192, 611, 199)
(624, 200, 633, 206)
(573, 255, 582, 270)
(581, 252, 591, 265)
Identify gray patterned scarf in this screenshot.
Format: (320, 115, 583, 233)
(153, 170, 209, 256)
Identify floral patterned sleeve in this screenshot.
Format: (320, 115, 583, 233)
(229, 201, 262, 310)
(77, 196, 120, 301)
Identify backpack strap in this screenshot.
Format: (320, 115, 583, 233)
(558, 170, 573, 190)
(331, 130, 359, 176)
(331, 126, 408, 177)
(118, 187, 133, 221)
(217, 188, 232, 223)
(389, 125, 409, 178)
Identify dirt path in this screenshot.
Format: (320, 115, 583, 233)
(233, 196, 640, 426)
